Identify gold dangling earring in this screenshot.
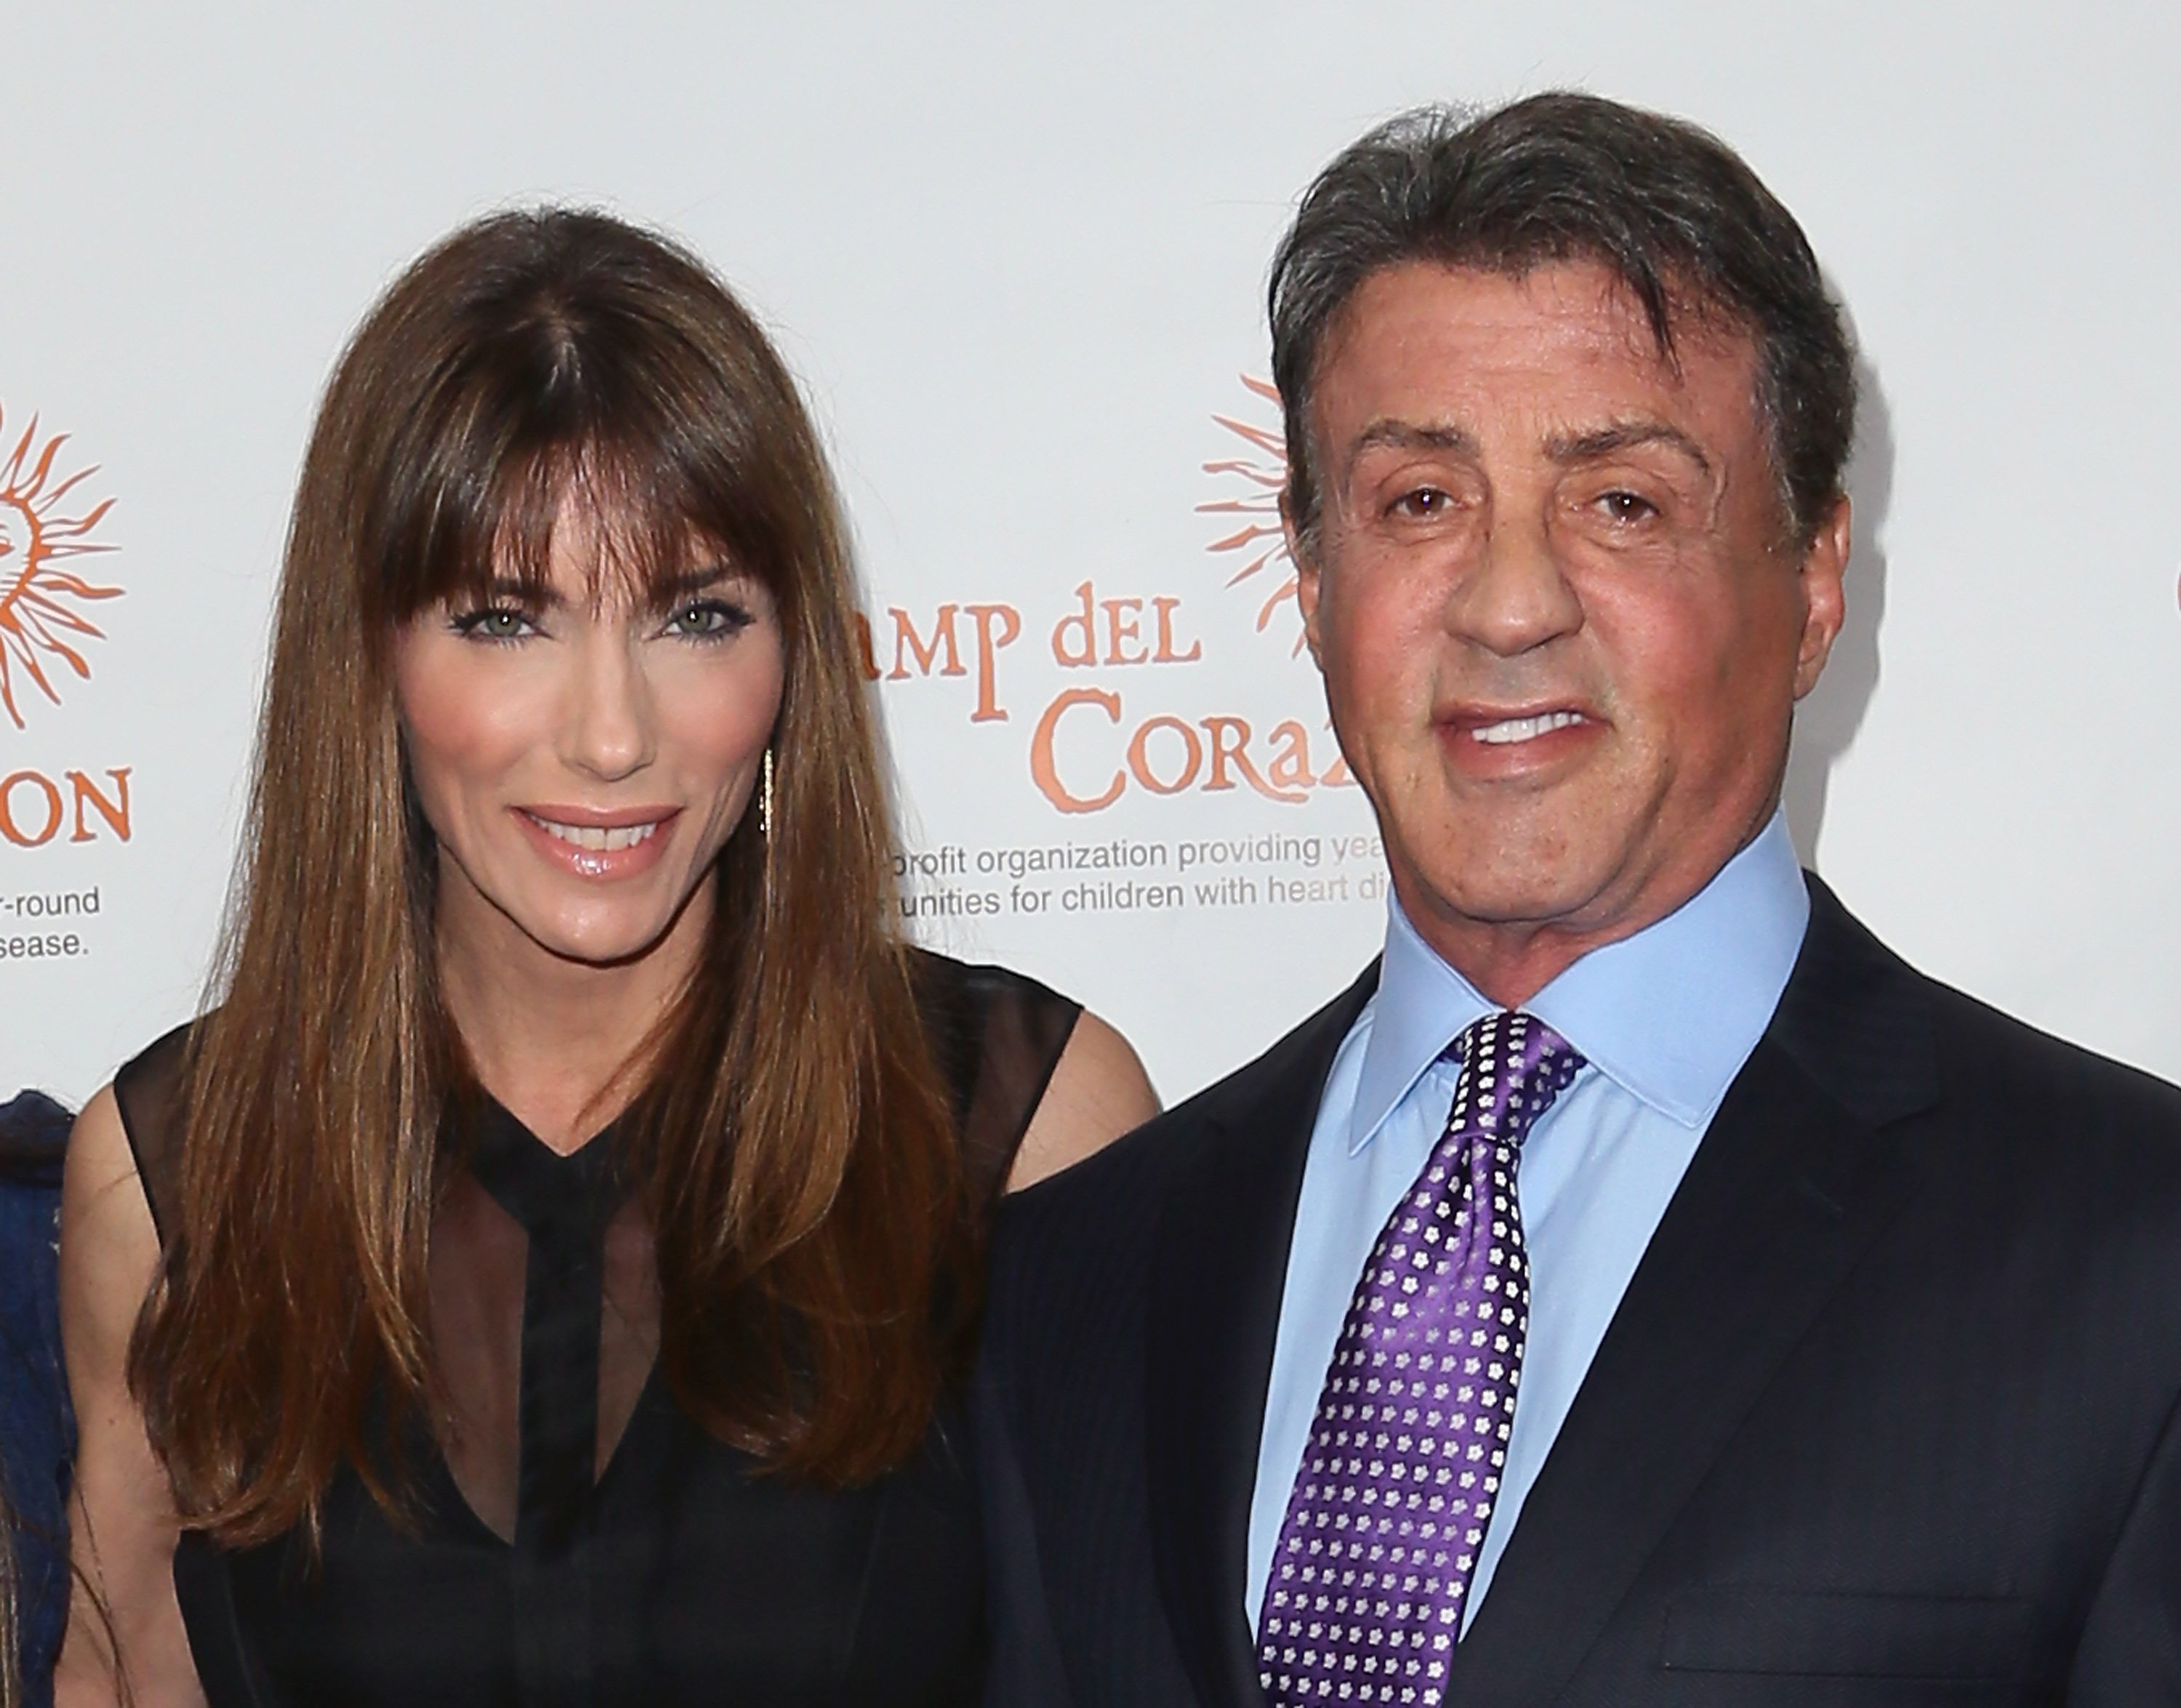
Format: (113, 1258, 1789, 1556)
(759, 746, 774, 839)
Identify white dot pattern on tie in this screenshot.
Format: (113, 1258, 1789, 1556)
(1257, 1010, 1584, 1707)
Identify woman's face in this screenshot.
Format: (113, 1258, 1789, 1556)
(393, 507, 785, 974)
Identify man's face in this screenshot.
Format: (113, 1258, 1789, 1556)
(1294, 259, 1847, 1000)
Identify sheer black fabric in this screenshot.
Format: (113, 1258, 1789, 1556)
(113, 951, 1080, 1708)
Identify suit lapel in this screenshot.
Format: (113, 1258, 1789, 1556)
(1146, 965, 1379, 1708)
(1446, 879, 1940, 1705)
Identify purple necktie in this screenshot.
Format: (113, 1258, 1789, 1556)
(1258, 1010, 1585, 1707)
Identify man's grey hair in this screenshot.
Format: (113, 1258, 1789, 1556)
(1269, 92, 1857, 557)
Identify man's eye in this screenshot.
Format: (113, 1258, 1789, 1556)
(1597, 489, 1658, 523)
(664, 598, 753, 640)
(1391, 487, 1453, 518)
(451, 605, 537, 642)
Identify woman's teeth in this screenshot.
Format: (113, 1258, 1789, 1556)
(530, 816, 660, 851)
(1472, 710, 1585, 745)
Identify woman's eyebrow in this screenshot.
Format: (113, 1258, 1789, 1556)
(646, 563, 739, 605)
(479, 574, 558, 605)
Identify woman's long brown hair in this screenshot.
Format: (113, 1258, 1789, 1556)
(126, 210, 966, 1545)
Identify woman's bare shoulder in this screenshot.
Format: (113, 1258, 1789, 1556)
(61, 1087, 159, 1305)
(57, 1087, 203, 1707)
(1005, 1010, 1161, 1192)
(60, 1086, 163, 1447)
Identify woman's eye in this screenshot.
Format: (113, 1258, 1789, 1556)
(451, 605, 537, 642)
(664, 599, 753, 640)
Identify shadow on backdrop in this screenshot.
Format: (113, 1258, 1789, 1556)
(1784, 347, 1894, 869)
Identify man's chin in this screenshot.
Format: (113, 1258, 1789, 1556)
(1395, 855, 1591, 928)
(1398, 827, 1683, 950)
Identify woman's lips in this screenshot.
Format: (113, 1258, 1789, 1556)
(514, 806, 680, 879)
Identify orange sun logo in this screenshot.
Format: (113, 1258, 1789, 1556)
(0, 405, 121, 729)
(1197, 374, 1304, 653)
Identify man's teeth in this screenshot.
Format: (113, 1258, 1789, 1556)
(532, 817, 660, 852)
(1471, 711, 1584, 746)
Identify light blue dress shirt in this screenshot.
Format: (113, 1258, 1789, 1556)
(1245, 813, 1811, 1635)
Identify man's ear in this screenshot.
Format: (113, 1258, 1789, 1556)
(1285, 487, 1326, 670)
(1791, 495, 1850, 700)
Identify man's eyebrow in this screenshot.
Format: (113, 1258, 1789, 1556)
(1546, 420, 1713, 475)
(1341, 419, 1479, 483)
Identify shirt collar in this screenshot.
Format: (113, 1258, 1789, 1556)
(1349, 812, 1810, 1153)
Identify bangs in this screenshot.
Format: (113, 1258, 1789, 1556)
(381, 428, 786, 630)
(358, 280, 808, 639)
(450, 439, 768, 618)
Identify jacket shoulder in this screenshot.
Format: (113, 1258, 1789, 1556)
(1789, 879, 2181, 1214)
(1921, 973, 2181, 1146)
(1784, 876, 2181, 1141)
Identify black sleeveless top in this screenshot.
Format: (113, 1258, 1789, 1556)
(113, 953, 1080, 1708)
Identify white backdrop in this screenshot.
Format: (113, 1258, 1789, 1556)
(4, 1, 2177, 1108)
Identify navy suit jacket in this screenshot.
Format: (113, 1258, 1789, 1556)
(1, 1089, 74, 1708)
(976, 878, 2181, 1704)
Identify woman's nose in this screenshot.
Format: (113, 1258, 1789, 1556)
(559, 631, 656, 781)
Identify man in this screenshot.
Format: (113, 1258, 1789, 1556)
(977, 92, 2181, 1705)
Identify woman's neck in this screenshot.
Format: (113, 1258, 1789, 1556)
(434, 877, 713, 1155)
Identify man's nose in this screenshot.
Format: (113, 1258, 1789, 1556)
(559, 632, 655, 781)
(1445, 511, 1584, 657)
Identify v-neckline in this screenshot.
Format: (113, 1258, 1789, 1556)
(446, 1095, 644, 1555)
(465, 1095, 626, 1233)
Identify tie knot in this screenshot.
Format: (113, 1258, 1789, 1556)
(1446, 1010, 1585, 1143)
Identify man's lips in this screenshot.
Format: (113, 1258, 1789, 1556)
(1440, 703, 1603, 744)
(1437, 704, 1605, 773)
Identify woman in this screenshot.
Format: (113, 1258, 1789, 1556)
(57, 209, 1157, 1707)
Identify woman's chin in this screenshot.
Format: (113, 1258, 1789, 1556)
(502, 903, 687, 972)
